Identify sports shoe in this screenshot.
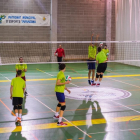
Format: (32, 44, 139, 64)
(57, 122, 67, 126)
(53, 115, 59, 119)
(88, 80, 91, 85)
(24, 91, 28, 96)
(96, 83, 100, 87)
(91, 83, 96, 86)
(15, 117, 21, 123)
(91, 80, 95, 86)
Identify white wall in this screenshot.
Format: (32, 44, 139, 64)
(115, 0, 140, 66)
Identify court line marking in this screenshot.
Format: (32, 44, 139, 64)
(1, 69, 140, 136)
(1, 74, 140, 83)
(105, 67, 140, 116)
(0, 99, 15, 116)
(36, 68, 54, 76)
(68, 78, 140, 136)
(29, 94, 92, 138)
(30, 132, 39, 140)
(108, 77, 140, 114)
(0, 73, 87, 138)
(0, 73, 11, 81)
(88, 128, 140, 135)
(1, 115, 140, 134)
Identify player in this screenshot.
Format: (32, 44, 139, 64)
(88, 34, 99, 85)
(15, 57, 28, 96)
(10, 70, 25, 123)
(93, 47, 107, 86)
(53, 63, 71, 126)
(54, 45, 65, 68)
(102, 45, 109, 60)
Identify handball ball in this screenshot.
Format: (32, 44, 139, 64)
(106, 53, 109, 56)
(55, 53, 58, 56)
(65, 75, 72, 81)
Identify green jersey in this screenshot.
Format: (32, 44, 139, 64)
(102, 49, 109, 57)
(55, 71, 65, 93)
(11, 77, 25, 98)
(96, 51, 107, 64)
(15, 63, 27, 77)
(88, 45, 97, 59)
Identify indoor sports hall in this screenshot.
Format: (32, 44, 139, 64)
(0, 0, 140, 140)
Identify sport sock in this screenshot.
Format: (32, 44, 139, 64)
(58, 117, 62, 123)
(16, 113, 18, 118)
(19, 114, 22, 119)
(55, 112, 59, 116)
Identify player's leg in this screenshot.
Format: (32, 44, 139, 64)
(88, 60, 92, 85)
(24, 83, 28, 96)
(53, 92, 62, 119)
(99, 63, 107, 84)
(59, 57, 62, 63)
(53, 102, 61, 119)
(57, 102, 67, 126)
(57, 57, 62, 69)
(55, 92, 67, 126)
(99, 73, 103, 82)
(96, 64, 103, 86)
(12, 97, 19, 122)
(91, 60, 96, 85)
(93, 63, 101, 86)
(94, 72, 100, 86)
(18, 97, 23, 122)
(91, 69, 95, 85)
(88, 69, 91, 85)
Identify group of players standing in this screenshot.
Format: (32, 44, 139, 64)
(53, 34, 110, 126)
(10, 35, 109, 126)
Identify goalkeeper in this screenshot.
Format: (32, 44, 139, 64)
(102, 45, 109, 60)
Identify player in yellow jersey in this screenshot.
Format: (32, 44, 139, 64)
(53, 64, 71, 126)
(10, 70, 26, 123)
(102, 45, 109, 60)
(88, 34, 99, 85)
(15, 57, 28, 96)
(93, 47, 107, 86)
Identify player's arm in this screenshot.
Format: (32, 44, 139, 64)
(56, 79, 70, 86)
(65, 87, 71, 94)
(95, 34, 99, 47)
(91, 33, 94, 41)
(15, 65, 18, 72)
(23, 64, 27, 72)
(23, 83, 26, 93)
(10, 85, 13, 99)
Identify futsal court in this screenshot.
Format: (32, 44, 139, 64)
(0, 62, 140, 140)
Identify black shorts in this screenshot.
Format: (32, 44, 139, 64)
(97, 63, 107, 73)
(12, 97, 23, 106)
